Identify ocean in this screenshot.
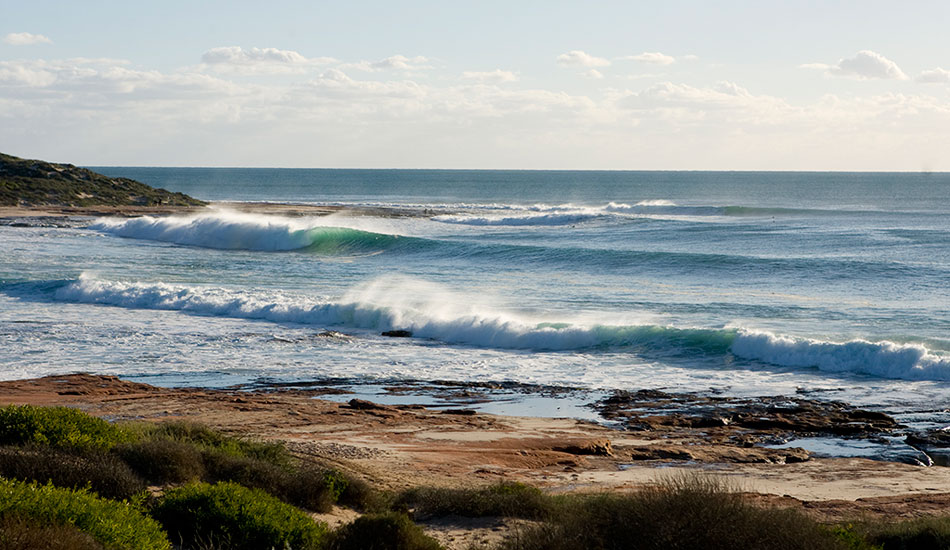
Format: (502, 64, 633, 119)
(2, 169, 949, 431)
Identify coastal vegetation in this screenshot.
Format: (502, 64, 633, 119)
(0, 152, 205, 207)
(3, 404, 950, 549)
(155, 481, 328, 550)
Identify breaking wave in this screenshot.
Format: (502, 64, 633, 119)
(432, 211, 607, 226)
(90, 211, 405, 253)
(429, 200, 868, 226)
(12, 275, 949, 381)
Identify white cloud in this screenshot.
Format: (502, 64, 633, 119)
(917, 67, 950, 84)
(203, 46, 307, 65)
(372, 54, 428, 70)
(3, 50, 950, 170)
(620, 80, 778, 111)
(621, 52, 675, 65)
(200, 46, 335, 74)
(585, 69, 605, 79)
(556, 50, 610, 67)
(345, 55, 431, 72)
(804, 50, 907, 80)
(3, 32, 52, 46)
(461, 69, 518, 83)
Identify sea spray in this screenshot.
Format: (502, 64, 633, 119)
(90, 210, 406, 253)
(35, 274, 950, 381)
(730, 330, 950, 380)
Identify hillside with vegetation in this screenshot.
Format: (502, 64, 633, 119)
(0, 152, 205, 208)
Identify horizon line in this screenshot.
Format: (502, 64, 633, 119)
(86, 165, 949, 174)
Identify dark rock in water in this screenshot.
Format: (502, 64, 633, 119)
(906, 430, 950, 448)
(595, 389, 899, 438)
(381, 330, 413, 338)
(346, 399, 393, 411)
(316, 330, 351, 340)
(442, 408, 477, 416)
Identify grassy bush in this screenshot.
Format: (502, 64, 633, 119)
(201, 450, 341, 512)
(855, 516, 950, 549)
(115, 438, 205, 484)
(141, 421, 290, 466)
(154, 481, 327, 550)
(117, 421, 378, 512)
(0, 405, 133, 451)
(501, 476, 848, 550)
(0, 514, 104, 550)
(0, 445, 145, 500)
(334, 470, 379, 511)
(328, 512, 443, 550)
(397, 481, 552, 519)
(0, 478, 170, 550)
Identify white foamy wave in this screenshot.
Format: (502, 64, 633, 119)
(49, 276, 692, 351)
(731, 329, 950, 381)
(91, 211, 317, 251)
(607, 200, 677, 209)
(45, 276, 950, 380)
(90, 210, 407, 252)
(432, 211, 605, 226)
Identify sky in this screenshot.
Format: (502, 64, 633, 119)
(2, 0, 949, 170)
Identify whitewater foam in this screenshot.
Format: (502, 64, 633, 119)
(731, 330, 950, 380)
(90, 210, 405, 253)
(35, 275, 950, 381)
(432, 211, 607, 226)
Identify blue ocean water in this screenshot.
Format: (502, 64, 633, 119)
(1, 169, 949, 418)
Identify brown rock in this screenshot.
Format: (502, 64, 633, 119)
(553, 438, 613, 456)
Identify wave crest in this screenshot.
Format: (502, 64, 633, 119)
(32, 275, 950, 381)
(90, 211, 404, 253)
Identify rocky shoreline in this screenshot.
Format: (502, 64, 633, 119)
(3, 373, 950, 513)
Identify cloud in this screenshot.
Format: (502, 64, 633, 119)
(3, 32, 52, 46)
(200, 46, 335, 74)
(804, 50, 907, 80)
(621, 80, 771, 110)
(203, 46, 307, 65)
(556, 50, 610, 67)
(3, 50, 950, 170)
(345, 55, 431, 72)
(621, 52, 675, 65)
(461, 69, 518, 83)
(585, 69, 605, 79)
(917, 67, 950, 84)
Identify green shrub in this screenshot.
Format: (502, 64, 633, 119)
(154, 481, 327, 550)
(119, 420, 378, 512)
(0, 405, 133, 451)
(142, 421, 290, 466)
(0, 478, 169, 550)
(0, 514, 104, 550)
(328, 512, 443, 550)
(335, 471, 379, 511)
(501, 475, 848, 550)
(115, 438, 205, 484)
(0, 445, 145, 500)
(201, 450, 339, 512)
(398, 481, 551, 519)
(856, 516, 950, 549)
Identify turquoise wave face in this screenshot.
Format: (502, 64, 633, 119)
(90, 213, 413, 255)
(300, 227, 407, 254)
